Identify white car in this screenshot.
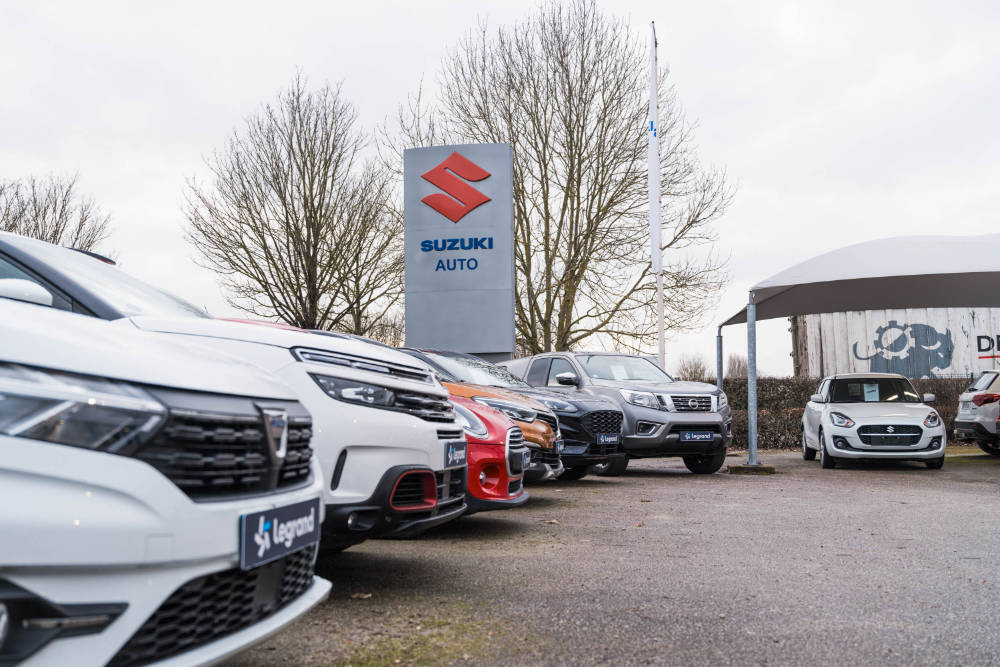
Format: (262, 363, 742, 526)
(953, 371, 1000, 455)
(0, 231, 467, 550)
(801, 373, 947, 469)
(0, 299, 330, 666)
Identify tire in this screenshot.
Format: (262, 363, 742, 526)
(558, 466, 590, 481)
(592, 456, 629, 477)
(977, 441, 1000, 456)
(802, 430, 816, 460)
(925, 456, 945, 469)
(683, 451, 726, 475)
(819, 430, 836, 469)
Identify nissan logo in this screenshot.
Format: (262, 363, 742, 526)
(688, 398, 698, 409)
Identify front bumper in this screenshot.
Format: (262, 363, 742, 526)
(0, 436, 328, 667)
(621, 407, 731, 458)
(523, 445, 564, 482)
(824, 424, 947, 460)
(322, 465, 466, 547)
(466, 492, 531, 514)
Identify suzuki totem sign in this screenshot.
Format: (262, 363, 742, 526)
(403, 143, 515, 360)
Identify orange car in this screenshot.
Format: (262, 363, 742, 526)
(402, 349, 565, 481)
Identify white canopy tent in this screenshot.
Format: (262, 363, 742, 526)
(719, 234, 1000, 465)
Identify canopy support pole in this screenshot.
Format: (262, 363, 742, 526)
(716, 326, 723, 390)
(746, 291, 760, 466)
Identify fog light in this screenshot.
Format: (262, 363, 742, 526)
(833, 437, 850, 450)
(346, 512, 358, 530)
(0, 601, 8, 648)
(479, 470, 487, 484)
(636, 421, 660, 436)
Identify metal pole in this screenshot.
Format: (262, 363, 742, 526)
(648, 22, 664, 370)
(716, 326, 723, 390)
(747, 291, 759, 466)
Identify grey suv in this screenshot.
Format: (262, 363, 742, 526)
(502, 352, 732, 475)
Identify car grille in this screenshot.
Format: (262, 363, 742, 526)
(391, 472, 433, 507)
(507, 428, 528, 474)
(530, 446, 560, 466)
(508, 478, 523, 495)
(437, 468, 465, 506)
(661, 394, 713, 412)
(581, 410, 623, 435)
(395, 391, 455, 422)
(293, 347, 435, 384)
(108, 545, 317, 667)
(536, 411, 559, 432)
(858, 424, 923, 446)
(137, 391, 313, 501)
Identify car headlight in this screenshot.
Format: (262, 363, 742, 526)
(311, 374, 395, 407)
(619, 389, 659, 410)
(453, 402, 489, 438)
(924, 412, 941, 428)
(539, 397, 577, 414)
(829, 412, 855, 428)
(472, 397, 537, 423)
(0, 363, 164, 452)
(717, 393, 728, 409)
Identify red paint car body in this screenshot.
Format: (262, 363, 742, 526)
(451, 396, 531, 514)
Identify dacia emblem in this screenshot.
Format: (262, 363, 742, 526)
(259, 407, 289, 463)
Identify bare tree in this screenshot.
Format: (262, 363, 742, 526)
(675, 353, 710, 382)
(726, 353, 749, 378)
(185, 75, 402, 332)
(0, 174, 111, 251)
(384, 0, 731, 353)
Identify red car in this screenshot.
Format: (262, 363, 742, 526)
(451, 396, 531, 514)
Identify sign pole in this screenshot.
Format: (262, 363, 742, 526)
(648, 22, 664, 370)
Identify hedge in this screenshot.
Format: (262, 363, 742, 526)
(718, 377, 970, 450)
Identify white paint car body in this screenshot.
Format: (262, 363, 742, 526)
(0, 299, 330, 666)
(801, 373, 947, 469)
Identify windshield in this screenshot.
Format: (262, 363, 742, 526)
(829, 378, 921, 403)
(24, 239, 209, 318)
(578, 354, 674, 382)
(970, 372, 998, 392)
(420, 351, 531, 388)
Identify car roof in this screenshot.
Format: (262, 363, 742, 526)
(827, 372, 908, 380)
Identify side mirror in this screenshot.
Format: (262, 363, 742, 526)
(0, 279, 53, 307)
(923, 393, 936, 403)
(555, 372, 579, 387)
(810, 393, 827, 404)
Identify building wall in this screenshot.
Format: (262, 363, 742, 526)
(789, 308, 1000, 379)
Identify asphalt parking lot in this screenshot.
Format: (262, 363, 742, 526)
(227, 446, 1000, 666)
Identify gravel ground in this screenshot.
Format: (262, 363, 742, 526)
(225, 446, 1000, 666)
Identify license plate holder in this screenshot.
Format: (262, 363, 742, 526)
(239, 497, 321, 570)
(679, 430, 714, 443)
(597, 433, 620, 445)
(445, 439, 468, 468)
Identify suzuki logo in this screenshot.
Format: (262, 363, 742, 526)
(421, 152, 491, 223)
(886, 426, 895, 433)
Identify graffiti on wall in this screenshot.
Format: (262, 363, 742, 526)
(852, 320, 955, 378)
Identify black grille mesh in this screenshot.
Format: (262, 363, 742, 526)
(136, 414, 313, 501)
(391, 473, 430, 507)
(858, 424, 923, 446)
(536, 412, 559, 432)
(530, 447, 560, 466)
(108, 545, 316, 667)
(581, 410, 623, 435)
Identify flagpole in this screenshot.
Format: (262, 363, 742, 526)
(648, 22, 664, 370)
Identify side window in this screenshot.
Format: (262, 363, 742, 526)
(816, 380, 829, 398)
(547, 358, 576, 386)
(526, 358, 550, 386)
(0, 253, 73, 312)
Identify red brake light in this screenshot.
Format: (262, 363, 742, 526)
(972, 393, 1000, 406)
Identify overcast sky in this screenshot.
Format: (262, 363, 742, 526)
(3, 1, 997, 375)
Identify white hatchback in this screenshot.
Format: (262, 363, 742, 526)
(801, 373, 947, 469)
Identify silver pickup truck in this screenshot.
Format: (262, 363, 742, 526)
(502, 352, 732, 475)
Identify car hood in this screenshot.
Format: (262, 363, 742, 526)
(825, 402, 936, 421)
(0, 300, 295, 399)
(443, 382, 551, 412)
(590, 378, 720, 394)
(127, 315, 431, 372)
(502, 386, 620, 411)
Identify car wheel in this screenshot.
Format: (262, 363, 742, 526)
(925, 456, 945, 469)
(558, 466, 590, 481)
(592, 456, 629, 477)
(802, 430, 816, 460)
(683, 452, 726, 474)
(977, 441, 1000, 456)
(819, 430, 836, 469)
